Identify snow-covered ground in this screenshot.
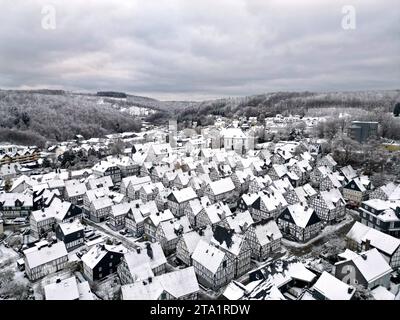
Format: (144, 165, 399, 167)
(0, 244, 31, 300)
(282, 214, 354, 250)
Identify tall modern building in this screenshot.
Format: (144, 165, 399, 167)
(348, 121, 379, 143)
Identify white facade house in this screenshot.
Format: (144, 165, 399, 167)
(24, 242, 69, 281)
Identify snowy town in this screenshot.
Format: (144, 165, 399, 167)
(1, 112, 400, 301)
(1, 0, 399, 307)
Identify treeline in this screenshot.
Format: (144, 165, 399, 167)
(173, 91, 400, 123)
(97, 91, 127, 98)
(0, 91, 142, 147)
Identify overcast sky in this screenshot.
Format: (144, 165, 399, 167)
(0, 0, 399, 100)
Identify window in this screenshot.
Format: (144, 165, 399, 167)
(99, 267, 102, 272)
(99, 273, 102, 278)
(110, 255, 113, 259)
(222, 261, 227, 268)
(109, 262, 113, 267)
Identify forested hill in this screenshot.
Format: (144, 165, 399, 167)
(0, 89, 399, 147)
(0, 90, 142, 147)
(172, 90, 400, 125)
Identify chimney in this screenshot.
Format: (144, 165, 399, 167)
(361, 254, 367, 260)
(348, 287, 353, 294)
(364, 239, 371, 251)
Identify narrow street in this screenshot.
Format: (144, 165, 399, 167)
(283, 214, 356, 257)
(82, 218, 139, 251)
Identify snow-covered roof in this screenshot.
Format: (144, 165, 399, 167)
(148, 209, 174, 227)
(223, 281, 247, 300)
(241, 193, 259, 206)
(246, 259, 316, 298)
(272, 164, 288, 178)
(204, 202, 232, 224)
(347, 222, 400, 256)
(9, 175, 35, 192)
(224, 210, 254, 233)
(0, 193, 33, 207)
(24, 242, 68, 269)
(259, 190, 288, 212)
(341, 248, 393, 283)
(340, 165, 358, 181)
(188, 198, 204, 216)
(65, 180, 87, 197)
(31, 198, 73, 222)
(158, 216, 192, 241)
(121, 277, 164, 300)
(92, 160, 118, 173)
(271, 177, 294, 193)
(320, 188, 345, 210)
(77, 281, 95, 300)
(371, 286, 395, 300)
(91, 197, 113, 211)
(124, 242, 167, 276)
(81, 244, 127, 269)
(180, 228, 213, 254)
(338, 249, 359, 261)
(192, 240, 225, 274)
(211, 226, 245, 257)
(316, 165, 332, 177)
(312, 271, 355, 300)
(70, 168, 92, 178)
(169, 186, 197, 203)
(285, 203, 318, 228)
(121, 267, 199, 300)
(377, 183, 400, 201)
(111, 202, 134, 218)
(253, 219, 283, 246)
(58, 219, 84, 235)
(44, 276, 80, 300)
(362, 198, 392, 211)
(294, 184, 317, 202)
(207, 177, 235, 196)
(221, 128, 246, 139)
(157, 266, 199, 299)
(347, 177, 366, 192)
(122, 175, 151, 189)
(85, 186, 110, 202)
(87, 176, 114, 190)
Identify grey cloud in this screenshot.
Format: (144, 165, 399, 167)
(0, 0, 398, 100)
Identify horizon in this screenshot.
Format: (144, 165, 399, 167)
(1, 87, 399, 103)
